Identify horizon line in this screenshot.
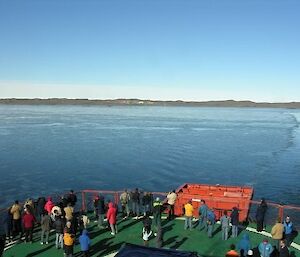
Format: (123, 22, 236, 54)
(1, 97, 300, 105)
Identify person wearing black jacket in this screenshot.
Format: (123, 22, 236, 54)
(36, 197, 46, 223)
(142, 192, 152, 216)
(231, 207, 239, 237)
(131, 188, 140, 218)
(53, 216, 65, 249)
(67, 190, 77, 207)
(256, 198, 268, 232)
(98, 195, 106, 228)
(279, 240, 289, 257)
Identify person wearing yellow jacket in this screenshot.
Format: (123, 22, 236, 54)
(184, 200, 194, 231)
(271, 217, 284, 249)
(63, 226, 75, 257)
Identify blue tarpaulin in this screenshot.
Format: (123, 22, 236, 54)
(115, 243, 199, 257)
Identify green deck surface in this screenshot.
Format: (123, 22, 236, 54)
(4, 215, 300, 257)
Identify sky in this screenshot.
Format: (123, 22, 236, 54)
(0, 0, 299, 102)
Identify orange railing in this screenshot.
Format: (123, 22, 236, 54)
(2, 189, 300, 227)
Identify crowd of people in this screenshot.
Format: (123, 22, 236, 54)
(0, 189, 298, 257)
(182, 197, 296, 257)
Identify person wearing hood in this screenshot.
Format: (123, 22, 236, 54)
(44, 197, 54, 215)
(107, 202, 117, 235)
(79, 229, 91, 257)
(230, 207, 239, 237)
(238, 233, 252, 257)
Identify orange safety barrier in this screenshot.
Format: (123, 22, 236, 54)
(174, 183, 253, 222)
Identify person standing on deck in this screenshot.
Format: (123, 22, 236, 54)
(256, 198, 268, 232)
(220, 210, 231, 240)
(107, 202, 117, 236)
(120, 190, 130, 218)
(279, 239, 289, 257)
(3, 208, 13, 243)
(63, 226, 75, 257)
(79, 229, 91, 257)
(93, 195, 100, 220)
(40, 210, 51, 245)
(230, 207, 239, 237)
(271, 217, 284, 249)
(198, 200, 208, 231)
(142, 192, 152, 216)
(53, 215, 65, 249)
(36, 197, 46, 223)
(207, 208, 216, 238)
(166, 190, 177, 220)
(184, 200, 194, 231)
(22, 206, 36, 243)
(283, 216, 294, 247)
(10, 200, 22, 239)
(153, 197, 163, 235)
(237, 233, 252, 257)
(44, 197, 54, 215)
(131, 188, 140, 218)
(97, 195, 106, 228)
(258, 239, 273, 257)
(64, 203, 74, 221)
(67, 190, 77, 207)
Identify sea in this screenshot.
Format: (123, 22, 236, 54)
(1, 105, 300, 208)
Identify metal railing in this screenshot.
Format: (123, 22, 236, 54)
(2, 189, 300, 228)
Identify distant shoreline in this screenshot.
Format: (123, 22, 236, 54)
(1, 98, 300, 109)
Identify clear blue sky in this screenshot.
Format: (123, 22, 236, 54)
(0, 0, 299, 101)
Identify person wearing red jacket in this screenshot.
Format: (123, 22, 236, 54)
(22, 208, 36, 243)
(106, 202, 117, 235)
(44, 197, 54, 215)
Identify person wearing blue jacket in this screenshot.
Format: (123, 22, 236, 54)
(198, 200, 208, 231)
(207, 208, 215, 238)
(258, 239, 273, 257)
(283, 216, 293, 247)
(237, 233, 252, 257)
(79, 229, 91, 257)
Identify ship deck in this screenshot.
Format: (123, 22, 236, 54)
(4, 214, 300, 257)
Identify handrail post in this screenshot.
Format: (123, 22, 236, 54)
(82, 191, 86, 212)
(278, 204, 284, 222)
(114, 192, 119, 205)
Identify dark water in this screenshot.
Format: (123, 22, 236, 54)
(1, 105, 300, 207)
